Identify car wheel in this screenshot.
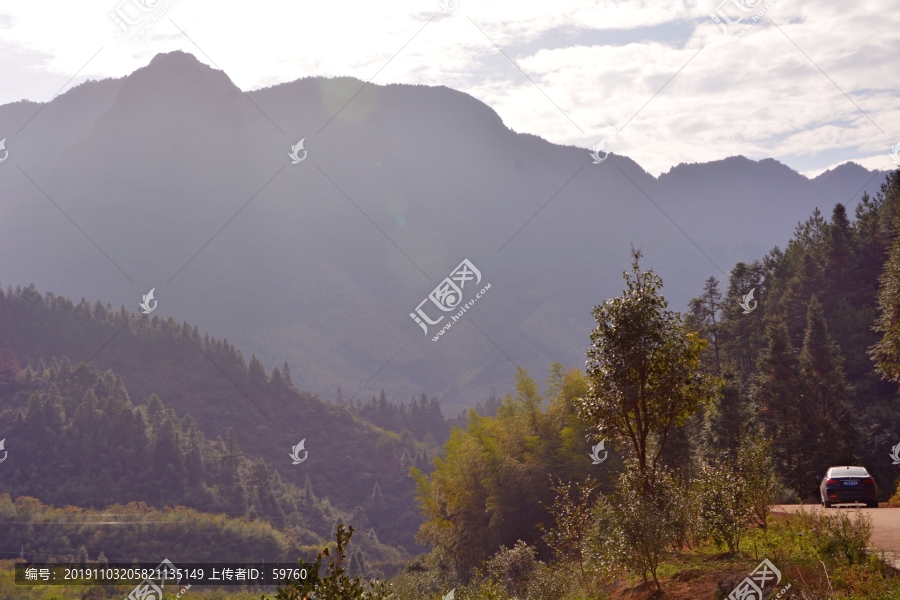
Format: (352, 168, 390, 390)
(867, 501, 879, 508)
(823, 500, 832, 508)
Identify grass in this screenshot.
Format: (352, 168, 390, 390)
(3, 508, 900, 599)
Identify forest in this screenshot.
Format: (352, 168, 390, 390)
(3, 170, 900, 599)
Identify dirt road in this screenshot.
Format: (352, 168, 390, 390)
(773, 504, 900, 556)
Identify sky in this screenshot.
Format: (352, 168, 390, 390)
(0, 0, 897, 177)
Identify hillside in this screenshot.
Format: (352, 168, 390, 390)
(0, 287, 445, 554)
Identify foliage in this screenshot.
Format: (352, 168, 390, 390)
(353, 389, 451, 447)
(0, 493, 305, 564)
(0, 284, 429, 550)
(696, 451, 752, 554)
(871, 171, 900, 382)
(689, 172, 900, 499)
(588, 460, 684, 591)
(484, 541, 539, 598)
(537, 477, 596, 592)
(579, 251, 717, 482)
(736, 432, 782, 528)
(266, 524, 391, 600)
(411, 364, 594, 574)
(0, 359, 406, 567)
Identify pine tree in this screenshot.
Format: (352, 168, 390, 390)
(799, 296, 858, 483)
(0, 341, 22, 380)
(303, 475, 317, 503)
(686, 276, 722, 375)
(283, 361, 294, 388)
(751, 321, 805, 492)
(249, 354, 268, 386)
(871, 208, 900, 381)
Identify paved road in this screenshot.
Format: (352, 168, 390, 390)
(773, 504, 900, 556)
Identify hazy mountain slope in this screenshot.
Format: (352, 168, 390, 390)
(0, 284, 426, 551)
(0, 51, 888, 413)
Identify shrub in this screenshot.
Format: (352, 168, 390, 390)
(737, 432, 782, 528)
(586, 461, 684, 591)
(697, 451, 752, 554)
(811, 509, 872, 565)
(485, 541, 539, 598)
(889, 479, 900, 507)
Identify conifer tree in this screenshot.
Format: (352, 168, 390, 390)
(751, 321, 805, 492)
(799, 296, 857, 482)
(871, 208, 900, 382)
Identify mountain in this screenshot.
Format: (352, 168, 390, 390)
(0, 285, 434, 554)
(0, 50, 889, 414)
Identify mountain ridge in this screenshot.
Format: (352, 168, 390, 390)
(0, 50, 890, 413)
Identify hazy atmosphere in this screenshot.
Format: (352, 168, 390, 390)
(1, 2, 900, 599)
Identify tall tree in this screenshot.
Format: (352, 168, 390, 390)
(686, 277, 723, 375)
(798, 296, 857, 483)
(750, 321, 805, 492)
(579, 251, 716, 483)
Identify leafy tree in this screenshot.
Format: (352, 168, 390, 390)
(589, 460, 684, 591)
(579, 251, 717, 482)
(538, 477, 598, 593)
(411, 364, 593, 574)
(736, 432, 782, 529)
(697, 451, 751, 554)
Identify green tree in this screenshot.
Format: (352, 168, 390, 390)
(686, 276, 723, 375)
(871, 206, 900, 381)
(412, 365, 593, 574)
(579, 251, 717, 482)
(798, 296, 858, 486)
(751, 321, 805, 492)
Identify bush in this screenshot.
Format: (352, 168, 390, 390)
(586, 461, 684, 591)
(810, 509, 872, 565)
(737, 433, 782, 528)
(485, 541, 539, 598)
(524, 563, 576, 600)
(889, 479, 900, 507)
(697, 451, 752, 553)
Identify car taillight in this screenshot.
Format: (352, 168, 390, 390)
(826, 479, 840, 485)
(862, 478, 875, 485)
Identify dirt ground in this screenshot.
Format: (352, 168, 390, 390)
(773, 504, 900, 555)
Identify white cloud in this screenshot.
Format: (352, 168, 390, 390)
(0, 0, 897, 175)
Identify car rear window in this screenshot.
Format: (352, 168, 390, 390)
(829, 467, 868, 477)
